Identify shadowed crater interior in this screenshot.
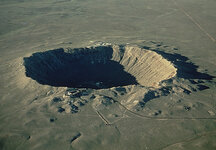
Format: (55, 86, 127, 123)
(24, 45, 179, 89)
(24, 46, 138, 89)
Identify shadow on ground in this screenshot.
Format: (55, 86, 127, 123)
(151, 49, 215, 80)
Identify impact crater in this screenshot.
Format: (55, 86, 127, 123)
(24, 45, 177, 89)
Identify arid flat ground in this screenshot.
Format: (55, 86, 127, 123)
(0, 0, 216, 150)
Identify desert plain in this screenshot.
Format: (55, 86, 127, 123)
(0, 0, 216, 150)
